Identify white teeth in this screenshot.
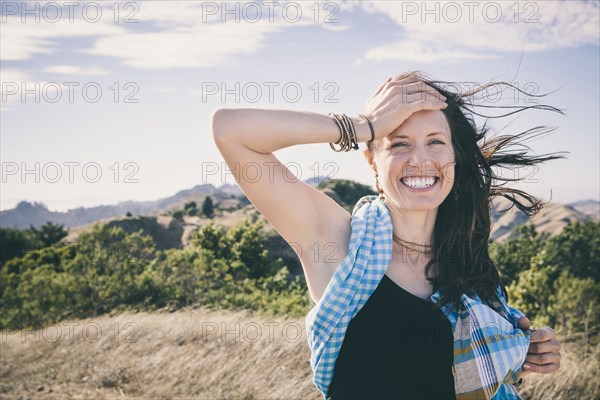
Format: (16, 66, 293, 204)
(401, 176, 436, 188)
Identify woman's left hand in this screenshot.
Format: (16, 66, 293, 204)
(517, 316, 562, 376)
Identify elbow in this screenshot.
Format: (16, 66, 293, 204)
(211, 108, 234, 143)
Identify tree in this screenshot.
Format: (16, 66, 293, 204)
(29, 221, 68, 248)
(190, 219, 281, 280)
(544, 221, 600, 282)
(551, 270, 600, 336)
(126, 212, 132, 217)
(184, 201, 198, 216)
(0, 228, 37, 266)
(172, 210, 184, 221)
(506, 251, 556, 328)
(0, 223, 159, 329)
(489, 224, 548, 286)
(316, 179, 378, 212)
(202, 196, 214, 218)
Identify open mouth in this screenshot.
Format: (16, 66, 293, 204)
(400, 176, 440, 191)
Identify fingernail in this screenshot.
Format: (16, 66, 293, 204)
(523, 364, 531, 370)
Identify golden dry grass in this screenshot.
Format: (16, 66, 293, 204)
(1, 307, 597, 400)
(519, 334, 600, 400)
(1, 307, 319, 400)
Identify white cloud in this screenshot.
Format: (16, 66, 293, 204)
(1, 0, 323, 69)
(44, 65, 109, 76)
(358, 0, 599, 63)
(0, 16, 126, 61)
(84, 1, 320, 69)
(5, 0, 596, 71)
(85, 22, 286, 69)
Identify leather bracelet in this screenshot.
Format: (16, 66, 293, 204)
(358, 114, 375, 144)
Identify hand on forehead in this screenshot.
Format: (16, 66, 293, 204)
(385, 110, 451, 141)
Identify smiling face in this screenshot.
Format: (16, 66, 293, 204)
(364, 110, 455, 211)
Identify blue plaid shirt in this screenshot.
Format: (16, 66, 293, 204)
(305, 195, 531, 399)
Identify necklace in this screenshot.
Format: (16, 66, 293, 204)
(392, 234, 433, 254)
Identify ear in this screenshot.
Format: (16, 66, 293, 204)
(362, 149, 377, 173)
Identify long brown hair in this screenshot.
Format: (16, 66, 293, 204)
(367, 71, 569, 308)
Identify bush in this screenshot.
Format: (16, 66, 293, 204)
(490, 224, 548, 286)
(0, 224, 160, 330)
(0, 222, 67, 266)
(543, 220, 600, 282)
(28, 221, 68, 248)
(184, 201, 198, 216)
(152, 219, 309, 314)
(499, 221, 600, 337)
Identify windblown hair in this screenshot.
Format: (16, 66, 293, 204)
(367, 70, 569, 309)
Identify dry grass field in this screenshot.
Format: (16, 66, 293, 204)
(1, 307, 597, 400)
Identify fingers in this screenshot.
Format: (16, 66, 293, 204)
(525, 351, 561, 366)
(373, 77, 392, 98)
(528, 338, 561, 354)
(523, 359, 561, 374)
(524, 335, 561, 374)
(530, 327, 557, 343)
(409, 98, 448, 112)
(402, 92, 447, 110)
(388, 81, 446, 103)
(392, 74, 420, 84)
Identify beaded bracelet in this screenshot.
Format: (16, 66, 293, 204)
(328, 112, 358, 152)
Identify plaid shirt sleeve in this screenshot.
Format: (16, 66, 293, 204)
(501, 291, 531, 391)
(430, 285, 531, 400)
(490, 291, 529, 398)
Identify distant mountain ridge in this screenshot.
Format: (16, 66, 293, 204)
(0, 183, 243, 229)
(1, 179, 598, 248)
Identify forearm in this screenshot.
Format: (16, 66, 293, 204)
(211, 108, 370, 154)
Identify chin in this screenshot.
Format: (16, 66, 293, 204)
(398, 198, 443, 211)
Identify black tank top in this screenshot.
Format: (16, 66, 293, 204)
(327, 274, 456, 400)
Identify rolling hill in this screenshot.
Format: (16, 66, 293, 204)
(2, 179, 598, 250)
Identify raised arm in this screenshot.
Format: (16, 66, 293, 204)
(211, 109, 368, 303)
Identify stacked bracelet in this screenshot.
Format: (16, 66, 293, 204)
(328, 113, 359, 152)
(328, 113, 375, 152)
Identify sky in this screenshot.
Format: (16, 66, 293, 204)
(1, 0, 599, 212)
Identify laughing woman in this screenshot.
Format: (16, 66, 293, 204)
(212, 71, 563, 400)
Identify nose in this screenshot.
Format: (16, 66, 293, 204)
(405, 144, 436, 175)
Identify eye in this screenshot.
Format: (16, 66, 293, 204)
(390, 140, 444, 148)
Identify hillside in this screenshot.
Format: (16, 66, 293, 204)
(3, 179, 598, 249)
(0, 183, 243, 230)
(60, 191, 597, 253)
(489, 196, 598, 241)
(1, 307, 596, 400)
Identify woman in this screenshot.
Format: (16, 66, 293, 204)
(212, 71, 562, 399)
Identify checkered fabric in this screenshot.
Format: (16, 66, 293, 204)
(305, 195, 531, 400)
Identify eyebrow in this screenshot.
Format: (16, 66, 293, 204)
(391, 131, 447, 139)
